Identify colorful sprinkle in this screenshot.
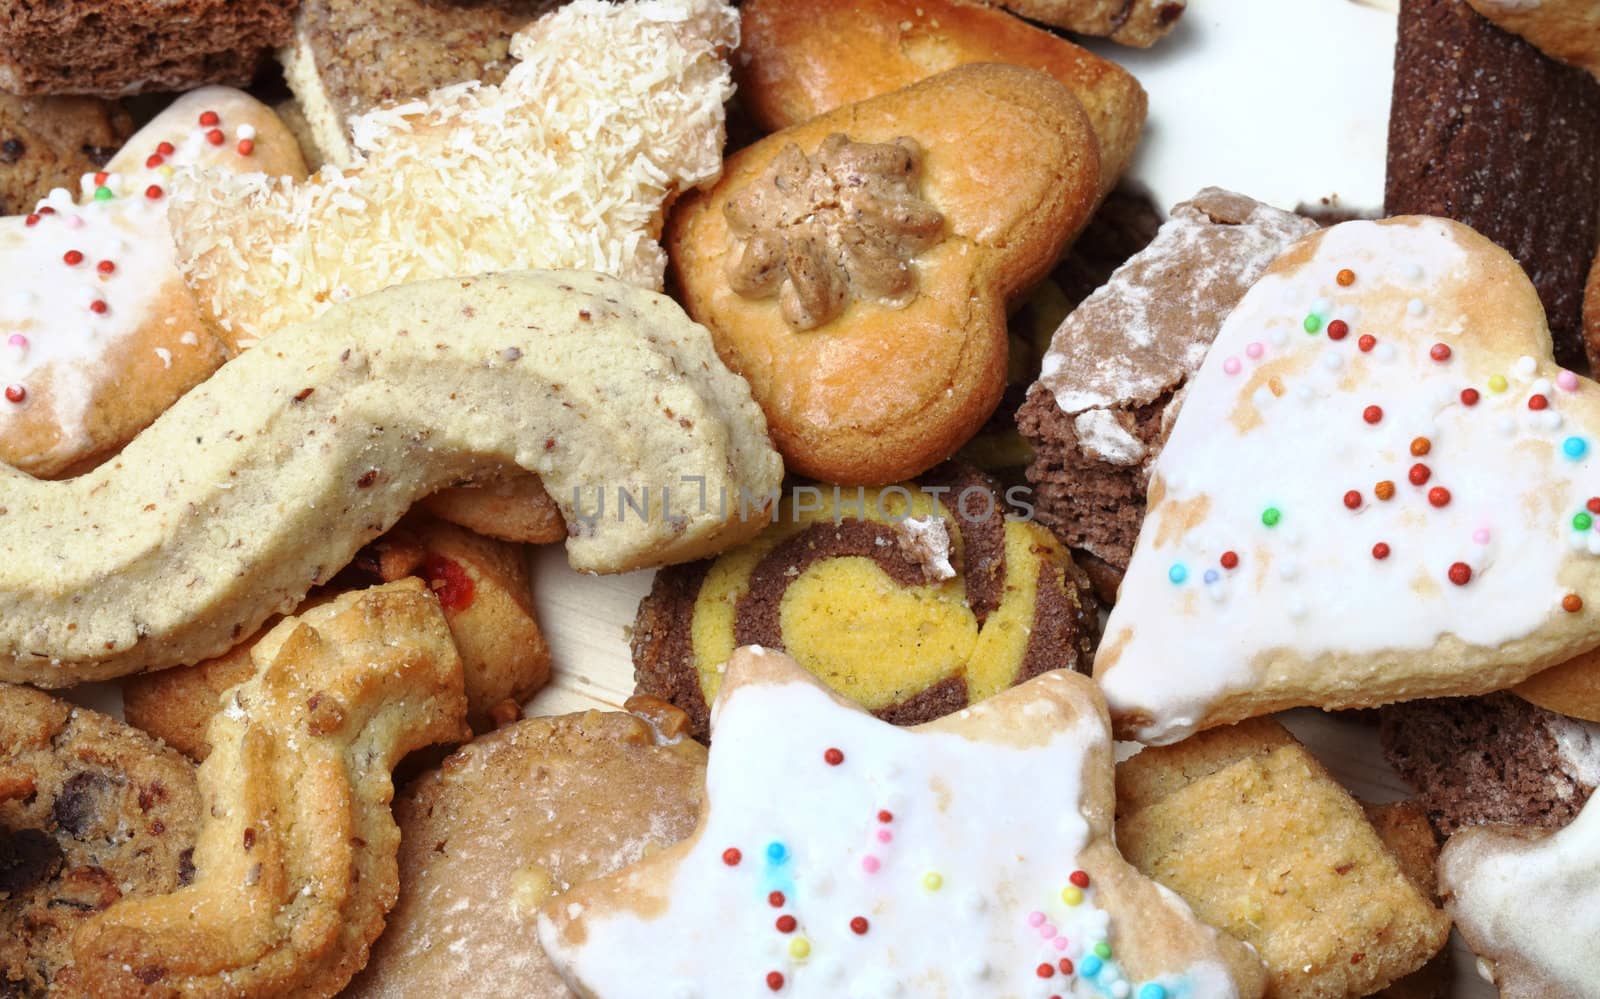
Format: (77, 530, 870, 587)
(1069, 870, 1091, 888)
(766, 970, 784, 991)
(1375, 480, 1396, 501)
(1246, 342, 1264, 359)
(1358, 334, 1376, 352)
(4, 385, 26, 404)
(1564, 437, 1588, 459)
(1326, 319, 1349, 341)
(788, 938, 810, 960)
(1203, 569, 1219, 584)
(63, 249, 83, 266)
(1461, 388, 1480, 407)
(24, 214, 39, 226)
(1060, 886, 1084, 906)
(145, 153, 164, 169)
(875, 828, 892, 843)
(1081, 956, 1103, 978)
(861, 856, 880, 874)
(849, 916, 869, 935)
(1028, 912, 1046, 928)
(722, 847, 741, 866)
(157, 141, 175, 156)
(1139, 986, 1169, 999)
(922, 872, 943, 891)
(1409, 464, 1431, 486)
(1094, 942, 1113, 960)
(1038, 922, 1057, 939)
(769, 891, 785, 907)
(199, 110, 220, 127)
(1488, 374, 1508, 393)
(1220, 550, 1239, 570)
(1429, 343, 1451, 362)
(1223, 357, 1241, 376)
(1473, 529, 1491, 544)
(1036, 963, 1055, 979)
(97, 260, 115, 274)
(1261, 507, 1281, 527)
(1448, 562, 1473, 586)
(1372, 542, 1391, 560)
(1529, 394, 1549, 411)
(1558, 370, 1580, 392)
(1589, 498, 1600, 514)
(145, 184, 164, 200)
(1428, 487, 1451, 508)
(1410, 437, 1431, 456)
(1574, 513, 1593, 532)
(92, 185, 113, 201)
(89, 300, 108, 315)
(877, 810, 893, 823)
(1362, 405, 1383, 425)
(1343, 490, 1362, 510)
(237, 138, 255, 156)
(205, 128, 225, 146)
(823, 747, 844, 766)
(775, 915, 797, 933)
(1168, 564, 1188, 584)
(1059, 958, 1076, 976)
(1303, 315, 1322, 334)
(766, 842, 788, 863)
(1336, 268, 1355, 287)
(1564, 594, 1584, 613)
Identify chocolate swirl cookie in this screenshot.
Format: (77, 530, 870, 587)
(633, 465, 1099, 739)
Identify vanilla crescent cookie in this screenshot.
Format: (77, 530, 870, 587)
(0, 87, 305, 477)
(539, 647, 1266, 999)
(1096, 217, 1600, 744)
(167, 0, 738, 350)
(0, 270, 782, 687)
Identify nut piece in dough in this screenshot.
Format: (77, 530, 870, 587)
(72, 579, 470, 999)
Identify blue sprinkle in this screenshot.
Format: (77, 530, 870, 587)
(1168, 563, 1188, 585)
(1564, 436, 1588, 459)
(1080, 956, 1103, 978)
(766, 841, 788, 863)
(1139, 986, 1168, 999)
(1203, 569, 1220, 585)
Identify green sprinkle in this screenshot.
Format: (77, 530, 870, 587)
(1093, 942, 1113, 960)
(1303, 314, 1322, 334)
(1575, 512, 1593, 532)
(92, 186, 114, 201)
(1261, 507, 1281, 527)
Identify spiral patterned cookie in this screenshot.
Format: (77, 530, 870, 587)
(633, 465, 1099, 739)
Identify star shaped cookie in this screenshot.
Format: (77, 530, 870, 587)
(539, 647, 1264, 998)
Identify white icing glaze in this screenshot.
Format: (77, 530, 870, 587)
(1441, 793, 1600, 995)
(1098, 219, 1600, 744)
(540, 665, 1237, 998)
(1074, 410, 1148, 467)
(1548, 715, 1600, 787)
(893, 514, 956, 581)
(1083, 0, 1394, 215)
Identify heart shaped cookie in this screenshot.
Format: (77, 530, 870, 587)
(539, 646, 1266, 998)
(666, 63, 1101, 485)
(1096, 216, 1600, 744)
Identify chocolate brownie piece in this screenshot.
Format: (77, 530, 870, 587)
(0, 0, 297, 96)
(1386, 0, 1600, 373)
(0, 93, 133, 216)
(1017, 188, 1316, 581)
(1380, 692, 1600, 837)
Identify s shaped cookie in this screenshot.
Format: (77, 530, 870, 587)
(0, 270, 782, 687)
(71, 579, 470, 998)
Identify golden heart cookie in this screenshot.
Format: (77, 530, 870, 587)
(538, 647, 1266, 998)
(1097, 217, 1600, 744)
(666, 63, 1101, 485)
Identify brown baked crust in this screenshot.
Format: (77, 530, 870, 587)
(0, 0, 297, 96)
(420, 472, 567, 545)
(668, 63, 1100, 485)
(1586, 246, 1600, 376)
(996, 0, 1186, 47)
(1385, 0, 1600, 373)
(1465, 0, 1600, 80)
(0, 93, 133, 216)
(343, 705, 706, 999)
(737, 0, 1145, 194)
(0, 684, 200, 996)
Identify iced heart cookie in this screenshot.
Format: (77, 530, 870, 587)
(72, 579, 470, 998)
(0, 270, 782, 687)
(169, 0, 737, 350)
(633, 464, 1099, 740)
(539, 647, 1266, 998)
(1096, 216, 1600, 744)
(0, 87, 306, 477)
(666, 63, 1101, 485)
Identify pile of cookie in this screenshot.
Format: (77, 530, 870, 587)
(1, 0, 1597, 996)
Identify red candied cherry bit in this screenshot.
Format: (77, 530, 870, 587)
(769, 891, 785, 908)
(89, 300, 108, 315)
(766, 971, 784, 992)
(237, 138, 255, 156)
(1327, 319, 1349, 341)
(24, 213, 39, 227)
(775, 915, 797, 933)
(145, 153, 164, 169)
(1343, 490, 1362, 510)
(1409, 464, 1431, 486)
(205, 128, 225, 146)
(824, 747, 845, 766)
(722, 847, 742, 866)
(1448, 562, 1473, 586)
(1336, 268, 1356, 287)
(198, 110, 220, 127)
(1429, 486, 1451, 508)
(1372, 542, 1391, 560)
(877, 810, 893, 823)
(1460, 388, 1481, 406)
(1220, 550, 1239, 570)
(63, 249, 83, 266)
(4, 384, 26, 404)
(1069, 870, 1091, 889)
(157, 141, 175, 156)
(1588, 497, 1600, 514)
(1362, 405, 1383, 425)
(1529, 394, 1549, 411)
(850, 916, 870, 935)
(96, 260, 115, 275)
(145, 185, 164, 200)
(1036, 963, 1055, 979)
(1358, 334, 1377, 352)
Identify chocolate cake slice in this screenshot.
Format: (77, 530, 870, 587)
(1016, 188, 1316, 589)
(1386, 0, 1600, 373)
(1380, 692, 1600, 837)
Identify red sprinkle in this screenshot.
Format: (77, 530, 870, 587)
(237, 138, 255, 156)
(722, 847, 742, 867)
(1430, 343, 1452, 362)
(1059, 958, 1076, 975)
(198, 110, 220, 127)
(1409, 464, 1431, 486)
(1529, 394, 1549, 411)
(1448, 562, 1472, 586)
(1362, 405, 1383, 425)
(1588, 497, 1600, 514)
(145, 153, 164, 169)
(205, 128, 225, 146)
(775, 915, 797, 934)
(37, 206, 54, 215)
(877, 810, 893, 823)
(766, 971, 784, 992)
(1036, 963, 1055, 979)
(824, 747, 844, 766)
(63, 250, 83, 266)
(1563, 594, 1584, 613)
(1372, 542, 1391, 560)
(1220, 550, 1239, 570)
(97, 260, 115, 274)
(24, 214, 39, 227)
(1343, 490, 1362, 510)
(1326, 319, 1349, 341)
(1069, 870, 1091, 889)
(1358, 334, 1377, 352)
(89, 300, 107, 315)
(1375, 480, 1396, 501)
(1429, 487, 1451, 508)
(1336, 268, 1356, 287)
(4, 385, 25, 404)
(145, 185, 164, 200)
(93, 171, 108, 186)
(1460, 388, 1480, 407)
(850, 916, 869, 935)
(157, 141, 175, 156)
(769, 891, 785, 908)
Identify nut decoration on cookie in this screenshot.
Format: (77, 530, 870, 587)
(1096, 217, 1600, 745)
(0, 87, 306, 478)
(633, 464, 1099, 740)
(0, 271, 782, 687)
(73, 580, 470, 998)
(168, 0, 739, 350)
(537, 646, 1260, 999)
(539, 647, 1267, 999)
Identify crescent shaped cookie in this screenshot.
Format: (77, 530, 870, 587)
(1096, 216, 1600, 744)
(0, 270, 782, 687)
(539, 647, 1267, 999)
(666, 63, 1101, 485)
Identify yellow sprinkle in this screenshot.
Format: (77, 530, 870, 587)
(922, 872, 943, 892)
(1061, 886, 1084, 906)
(1488, 374, 1508, 393)
(159, 165, 175, 179)
(789, 938, 811, 960)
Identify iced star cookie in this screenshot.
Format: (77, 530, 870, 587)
(1096, 216, 1600, 744)
(540, 647, 1266, 999)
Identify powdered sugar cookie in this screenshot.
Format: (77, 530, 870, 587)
(1096, 216, 1600, 744)
(539, 646, 1266, 998)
